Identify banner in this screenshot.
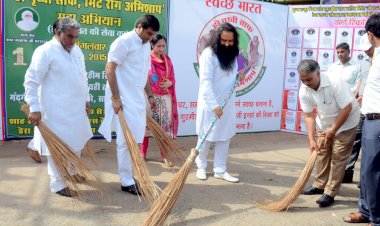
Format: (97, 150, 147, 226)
(169, 0, 288, 135)
(282, 3, 377, 134)
(3, 0, 167, 138)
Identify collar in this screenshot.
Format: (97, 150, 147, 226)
(318, 73, 330, 89)
(336, 58, 354, 66)
(132, 29, 144, 45)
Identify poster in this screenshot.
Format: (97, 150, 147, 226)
(3, 0, 167, 138)
(169, 0, 288, 135)
(282, 3, 377, 134)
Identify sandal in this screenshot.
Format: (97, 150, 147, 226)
(343, 212, 369, 223)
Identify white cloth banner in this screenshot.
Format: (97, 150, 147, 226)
(169, 0, 288, 136)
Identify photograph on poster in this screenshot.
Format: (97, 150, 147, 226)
(286, 48, 301, 68)
(287, 27, 302, 48)
(318, 49, 334, 71)
(302, 48, 318, 61)
(352, 50, 365, 62)
(319, 28, 336, 49)
(286, 90, 298, 111)
(336, 27, 353, 47)
(284, 69, 299, 90)
(281, 109, 296, 131)
(15, 8, 39, 32)
(303, 27, 319, 48)
(353, 28, 367, 50)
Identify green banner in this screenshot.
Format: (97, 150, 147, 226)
(3, 0, 167, 138)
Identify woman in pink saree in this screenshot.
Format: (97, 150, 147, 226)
(140, 34, 179, 166)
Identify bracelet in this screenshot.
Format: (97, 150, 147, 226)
(111, 96, 121, 102)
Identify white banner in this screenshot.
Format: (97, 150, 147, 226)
(169, 0, 288, 136)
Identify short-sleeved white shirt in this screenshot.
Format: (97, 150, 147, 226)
(328, 59, 361, 93)
(299, 73, 360, 134)
(358, 55, 372, 96)
(362, 47, 380, 114)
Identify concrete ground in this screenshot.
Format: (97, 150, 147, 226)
(0, 132, 363, 226)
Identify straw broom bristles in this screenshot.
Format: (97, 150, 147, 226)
(257, 150, 318, 212)
(146, 114, 186, 167)
(83, 142, 99, 166)
(142, 77, 241, 225)
(117, 110, 160, 206)
(21, 104, 108, 201)
(142, 148, 198, 226)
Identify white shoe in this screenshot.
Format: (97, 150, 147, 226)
(196, 169, 207, 180)
(214, 172, 239, 183)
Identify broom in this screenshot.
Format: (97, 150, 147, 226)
(83, 141, 99, 166)
(146, 110, 186, 167)
(21, 104, 108, 200)
(117, 110, 160, 206)
(142, 76, 240, 226)
(257, 150, 318, 211)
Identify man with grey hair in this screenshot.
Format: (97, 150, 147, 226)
(298, 59, 360, 207)
(24, 17, 92, 197)
(26, 19, 61, 164)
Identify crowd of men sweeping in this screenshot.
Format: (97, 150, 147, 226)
(21, 13, 380, 226)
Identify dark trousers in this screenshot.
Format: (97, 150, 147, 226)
(345, 114, 365, 173)
(358, 118, 380, 225)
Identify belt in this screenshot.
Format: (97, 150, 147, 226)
(365, 113, 380, 120)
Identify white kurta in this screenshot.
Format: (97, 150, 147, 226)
(196, 47, 237, 141)
(24, 38, 93, 155)
(99, 30, 151, 143)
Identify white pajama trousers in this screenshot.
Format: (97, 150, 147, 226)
(47, 150, 81, 193)
(195, 139, 230, 173)
(115, 122, 135, 187)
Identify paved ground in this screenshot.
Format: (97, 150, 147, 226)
(0, 132, 363, 226)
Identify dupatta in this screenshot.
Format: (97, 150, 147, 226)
(148, 53, 179, 137)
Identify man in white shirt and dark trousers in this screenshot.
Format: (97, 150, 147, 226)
(298, 60, 360, 208)
(344, 14, 380, 226)
(343, 35, 374, 184)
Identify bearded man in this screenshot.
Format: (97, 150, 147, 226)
(195, 23, 241, 183)
(17, 10, 38, 31)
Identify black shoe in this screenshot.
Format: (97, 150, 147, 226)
(316, 194, 334, 207)
(342, 171, 353, 183)
(303, 186, 324, 195)
(121, 184, 142, 195)
(56, 187, 77, 197)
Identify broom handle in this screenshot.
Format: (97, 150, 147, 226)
(195, 76, 240, 151)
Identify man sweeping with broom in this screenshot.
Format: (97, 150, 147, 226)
(23, 17, 93, 197)
(195, 22, 240, 183)
(298, 59, 360, 207)
(98, 14, 159, 196)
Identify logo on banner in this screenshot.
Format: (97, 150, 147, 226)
(194, 12, 265, 96)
